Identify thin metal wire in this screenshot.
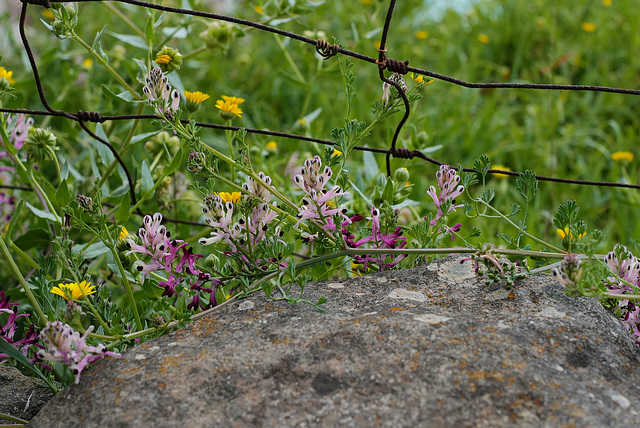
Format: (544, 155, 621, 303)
(9, 0, 640, 200)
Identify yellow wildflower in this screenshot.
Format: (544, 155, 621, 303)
(254, 5, 263, 14)
(361, 0, 373, 4)
(265, 141, 277, 150)
(416, 30, 428, 40)
(221, 95, 245, 105)
(50, 281, 96, 301)
(332, 149, 342, 157)
(374, 41, 381, 50)
(412, 73, 424, 84)
(557, 227, 586, 240)
(0, 66, 16, 85)
(581, 22, 596, 32)
(154, 55, 172, 65)
(82, 59, 93, 70)
(216, 99, 243, 119)
(119, 227, 129, 241)
(478, 34, 490, 44)
(603, 0, 611, 5)
(185, 91, 210, 104)
(491, 165, 511, 178)
(612, 151, 634, 162)
(216, 192, 242, 203)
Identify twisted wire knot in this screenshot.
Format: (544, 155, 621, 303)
(77, 110, 106, 123)
(22, 0, 51, 7)
(392, 148, 414, 159)
(315, 40, 339, 60)
(386, 59, 409, 75)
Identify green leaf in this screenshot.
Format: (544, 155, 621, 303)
(13, 228, 51, 251)
(140, 161, 154, 196)
(25, 202, 58, 222)
(107, 31, 147, 49)
(130, 131, 160, 145)
(74, 242, 110, 259)
(101, 85, 144, 104)
(0, 337, 57, 393)
(115, 193, 131, 225)
(144, 16, 155, 47)
(6, 199, 24, 238)
(55, 180, 71, 207)
(362, 151, 378, 181)
(91, 24, 109, 62)
(92, 123, 116, 165)
(161, 146, 188, 177)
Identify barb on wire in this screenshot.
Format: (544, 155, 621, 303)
(315, 39, 339, 60)
(376, 0, 413, 176)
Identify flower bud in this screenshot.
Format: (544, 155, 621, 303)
(154, 46, 183, 74)
(199, 21, 236, 53)
(393, 167, 410, 185)
(76, 195, 94, 213)
(187, 152, 205, 172)
(24, 127, 57, 162)
(204, 254, 218, 268)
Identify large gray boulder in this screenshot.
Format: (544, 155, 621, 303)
(28, 256, 640, 427)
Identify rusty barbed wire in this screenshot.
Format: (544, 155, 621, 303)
(5, 0, 640, 212)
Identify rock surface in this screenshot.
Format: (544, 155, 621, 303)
(29, 257, 640, 427)
(0, 366, 56, 422)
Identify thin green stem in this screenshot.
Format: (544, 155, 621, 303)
(0, 412, 27, 426)
(274, 34, 307, 84)
(476, 197, 565, 253)
(0, 235, 47, 326)
(104, 2, 145, 38)
(109, 244, 143, 330)
(70, 31, 141, 100)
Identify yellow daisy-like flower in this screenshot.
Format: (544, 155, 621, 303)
(581, 22, 596, 32)
(50, 281, 96, 301)
(0, 66, 16, 85)
(557, 227, 586, 240)
(184, 91, 210, 104)
(82, 59, 93, 70)
(119, 226, 129, 241)
(216, 192, 242, 203)
(478, 34, 490, 44)
(216, 99, 243, 119)
(155, 55, 172, 65)
(491, 165, 511, 178)
(265, 141, 277, 150)
(221, 95, 245, 105)
(612, 151, 634, 162)
(416, 30, 428, 40)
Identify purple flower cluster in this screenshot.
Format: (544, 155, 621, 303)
(200, 172, 279, 253)
(0, 291, 41, 363)
(127, 213, 218, 309)
(36, 321, 120, 384)
(426, 164, 465, 226)
(343, 206, 407, 271)
(293, 155, 349, 242)
(1, 113, 33, 158)
(604, 245, 640, 343)
(142, 68, 180, 119)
